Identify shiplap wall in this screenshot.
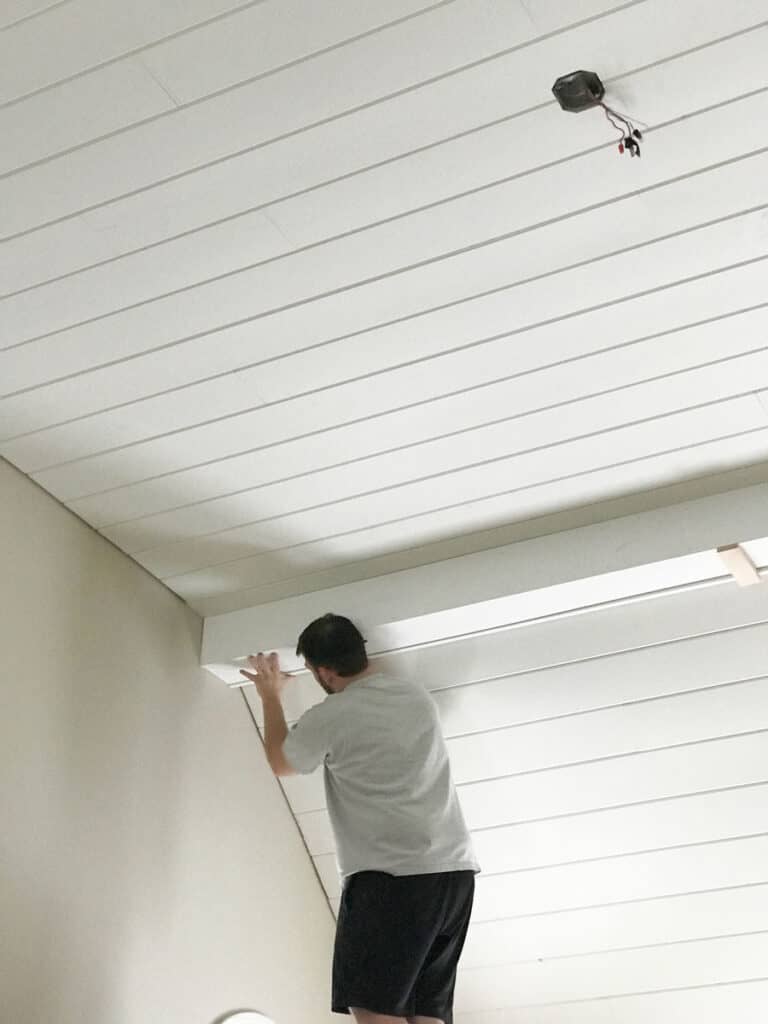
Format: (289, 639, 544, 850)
(243, 579, 768, 1020)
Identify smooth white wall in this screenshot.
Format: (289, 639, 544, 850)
(0, 458, 337, 1024)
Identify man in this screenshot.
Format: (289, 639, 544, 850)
(240, 613, 480, 1024)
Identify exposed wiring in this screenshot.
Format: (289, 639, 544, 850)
(552, 70, 649, 161)
(599, 100, 644, 157)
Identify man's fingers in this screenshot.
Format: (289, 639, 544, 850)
(246, 651, 282, 676)
(240, 669, 257, 682)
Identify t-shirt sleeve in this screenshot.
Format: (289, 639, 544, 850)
(283, 702, 334, 775)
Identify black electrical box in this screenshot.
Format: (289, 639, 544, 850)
(552, 70, 605, 112)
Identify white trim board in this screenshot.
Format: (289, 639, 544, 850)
(201, 480, 768, 678)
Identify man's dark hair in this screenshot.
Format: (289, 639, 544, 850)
(296, 613, 368, 677)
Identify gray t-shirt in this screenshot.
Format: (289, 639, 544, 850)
(283, 671, 481, 881)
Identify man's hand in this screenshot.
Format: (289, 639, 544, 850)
(240, 651, 293, 700)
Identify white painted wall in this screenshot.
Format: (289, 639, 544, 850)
(0, 458, 336, 1024)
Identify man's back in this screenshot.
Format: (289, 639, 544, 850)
(283, 670, 480, 880)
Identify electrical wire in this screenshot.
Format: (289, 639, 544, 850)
(599, 100, 643, 157)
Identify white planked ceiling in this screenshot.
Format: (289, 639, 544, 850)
(4, 7, 768, 1019)
(2, 0, 768, 616)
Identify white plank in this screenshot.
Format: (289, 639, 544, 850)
(0, 0, 282, 103)
(453, 980, 768, 1024)
(460, 883, 768, 966)
(317, 832, 768, 905)
(0, 1, 66, 31)
(3, 3, 765, 236)
(140, 0, 472, 103)
(78, 334, 768, 555)
(7, 81, 768, 349)
(60, 258, 768, 527)
(5, 13, 764, 300)
(453, 932, 768, 1010)
(0, 59, 174, 174)
(470, 785, 768, 875)
(294, 731, 768, 847)
(127, 397, 768, 579)
(0, 2, 446, 174)
(17, 210, 768, 503)
(446, 677, 768, 785)
(433, 624, 768, 739)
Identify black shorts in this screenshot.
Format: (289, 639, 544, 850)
(332, 869, 475, 1023)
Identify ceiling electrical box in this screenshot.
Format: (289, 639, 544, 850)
(552, 70, 605, 111)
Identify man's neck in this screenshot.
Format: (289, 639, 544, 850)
(334, 663, 376, 692)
